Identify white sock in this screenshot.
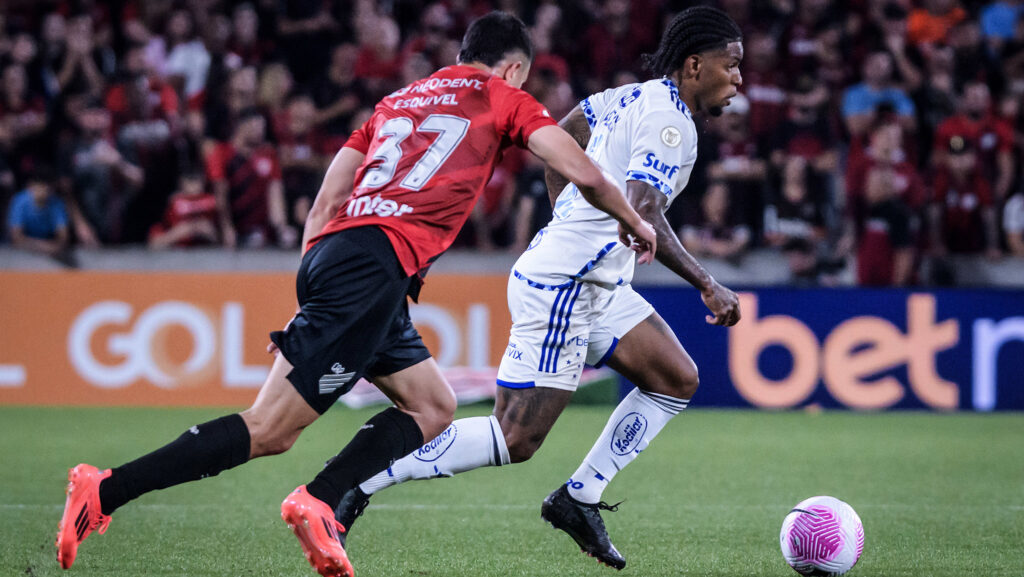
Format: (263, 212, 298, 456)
(359, 415, 510, 495)
(566, 388, 687, 504)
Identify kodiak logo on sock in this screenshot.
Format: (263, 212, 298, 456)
(610, 412, 648, 456)
(414, 423, 458, 462)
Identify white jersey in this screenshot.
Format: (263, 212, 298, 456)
(513, 78, 698, 289)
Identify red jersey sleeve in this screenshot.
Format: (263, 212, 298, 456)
(487, 78, 557, 149)
(343, 120, 372, 154)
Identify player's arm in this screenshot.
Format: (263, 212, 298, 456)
(542, 105, 592, 208)
(527, 124, 656, 263)
(300, 146, 366, 253)
(626, 180, 740, 326)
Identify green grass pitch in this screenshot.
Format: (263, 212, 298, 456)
(2, 404, 1022, 576)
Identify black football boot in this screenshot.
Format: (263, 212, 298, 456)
(541, 485, 626, 570)
(333, 486, 371, 547)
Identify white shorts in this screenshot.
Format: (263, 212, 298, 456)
(496, 274, 655, 392)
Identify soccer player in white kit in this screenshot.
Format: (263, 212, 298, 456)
(336, 7, 744, 570)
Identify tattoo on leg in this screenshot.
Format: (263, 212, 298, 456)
(496, 387, 571, 429)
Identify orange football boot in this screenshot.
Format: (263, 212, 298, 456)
(56, 464, 112, 569)
(281, 486, 354, 577)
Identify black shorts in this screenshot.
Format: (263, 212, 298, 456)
(269, 226, 431, 414)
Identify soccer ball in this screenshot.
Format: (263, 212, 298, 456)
(780, 496, 864, 576)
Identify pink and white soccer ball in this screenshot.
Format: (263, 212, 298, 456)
(780, 496, 864, 576)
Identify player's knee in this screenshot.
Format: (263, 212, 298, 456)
(416, 391, 457, 441)
(503, 430, 541, 464)
(242, 412, 302, 457)
(248, 426, 301, 457)
(677, 364, 699, 399)
(642, 360, 699, 400)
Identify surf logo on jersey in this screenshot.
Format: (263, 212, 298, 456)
(346, 194, 415, 218)
(414, 423, 458, 462)
(643, 153, 680, 178)
(610, 412, 648, 456)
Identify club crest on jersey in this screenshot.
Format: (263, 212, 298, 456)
(661, 126, 682, 147)
(610, 412, 648, 456)
(643, 153, 680, 179)
(414, 423, 458, 462)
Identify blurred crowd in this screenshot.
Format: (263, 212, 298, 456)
(2, 0, 1024, 285)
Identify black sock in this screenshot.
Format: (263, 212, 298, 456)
(98, 413, 251, 515)
(306, 407, 424, 510)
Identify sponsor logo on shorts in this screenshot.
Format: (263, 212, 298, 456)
(319, 362, 355, 394)
(504, 342, 524, 362)
(414, 423, 458, 462)
(610, 412, 647, 456)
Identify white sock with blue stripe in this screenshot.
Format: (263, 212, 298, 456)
(359, 415, 510, 495)
(566, 388, 687, 504)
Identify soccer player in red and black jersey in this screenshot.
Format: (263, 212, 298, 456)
(55, 12, 656, 577)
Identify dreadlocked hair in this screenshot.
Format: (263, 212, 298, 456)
(642, 6, 742, 77)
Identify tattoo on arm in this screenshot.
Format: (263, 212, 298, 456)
(626, 180, 713, 292)
(543, 105, 592, 208)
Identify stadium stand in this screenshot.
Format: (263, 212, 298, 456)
(1, 0, 1023, 287)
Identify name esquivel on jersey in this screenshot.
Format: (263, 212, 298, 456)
(311, 65, 556, 278)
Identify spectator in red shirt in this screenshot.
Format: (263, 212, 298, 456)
(354, 15, 404, 99)
(258, 62, 295, 140)
(770, 75, 840, 206)
(742, 31, 788, 144)
(706, 94, 768, 237)
(148, 170, 220, 249)
(779, 0, 834, 77)
(928, 135, 1001, 258)
(579, 0, 653, 94)
(229, 3, 273, 67)
(843, 123, 923, 285)
(104, 43, 180, 131)
(206, 107, 295, 249)
(277, 93, 330, 228)
(933, 81, 1015, 200)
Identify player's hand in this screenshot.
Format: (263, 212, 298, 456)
(619, 219, 657, 265)
(701, 280, 741, 326)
